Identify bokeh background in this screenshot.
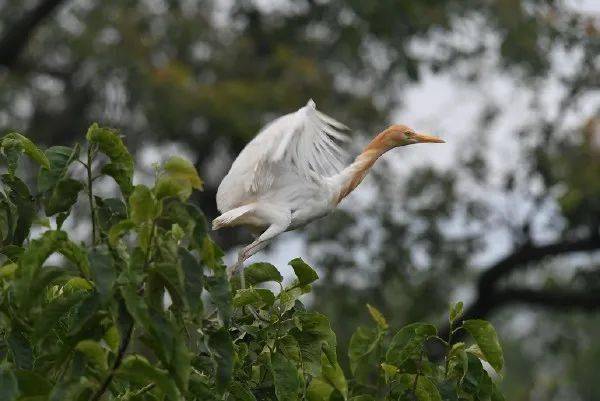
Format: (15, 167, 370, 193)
(1, 0, 599, 399)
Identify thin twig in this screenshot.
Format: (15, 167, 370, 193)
(412, 348, 425, 397)
(444, 319, 453, 378)
(130, 382, 156, 398)
(143, 219, 158, 270)
(89, 321, 134, 401)
(86, 145, 98, 246)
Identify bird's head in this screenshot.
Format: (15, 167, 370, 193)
(385, 124, 445, 147)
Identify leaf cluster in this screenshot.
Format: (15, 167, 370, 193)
(0, 127, 505, 401)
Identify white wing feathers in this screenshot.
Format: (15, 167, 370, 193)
(247, 100, 349, 193)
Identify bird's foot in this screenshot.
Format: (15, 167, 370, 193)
(227, 258, 246, 288)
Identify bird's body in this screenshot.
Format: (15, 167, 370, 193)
(216, 101, 345, 233)
(214, 100, 444, 275)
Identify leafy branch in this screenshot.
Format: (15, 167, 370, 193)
(0, 127, 506, 401)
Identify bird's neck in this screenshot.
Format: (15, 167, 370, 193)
(330, 128, 396, 204)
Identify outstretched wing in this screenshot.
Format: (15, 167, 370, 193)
(250, 99, 349, 190)
(216, 100, 350, 212)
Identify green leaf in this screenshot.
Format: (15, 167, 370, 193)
(201, 236, 225, 271)
(38, 145, 79, 193)
(168, 332, 192, 393)
(381, 363, 399, 383)
(205, 274, 232, 325)
(14, 231, 90, 309)
(118, 355, 182, 401)
(278, 335, 301, 363)
(155, 156, 203, 201)
(43, 178, 83, 216)
(208, 327, 234, 391)
(0, 194, 17, 245)
(0, 263, 16, 279)
(29, 266, 72, 301)
(179, 247, 204, 315)
(86, 123, 134, 197)
(161, 200, 205, 242)
(289, 257, 319, 286)
(95, 197, 127, 232)
(233, 287, 275, 308)
(1, 137, 22, 174)
(366, 303, 388, 330)
(271, 352, 300, 401)
(123, 278, 191, 391)
(255, 288, 276, 306)
(64, 276, 93, 291)
(7, 329, 33, 369)
(129, 185, 160, 224)
(491, 382, 506, 401)
(68, 292, 102, 336)
(449, 301, 464, 323)
(187, 203, 208, 249)
(233, 288, 264, 307)
(386, 323, 436, 368)
(33, 292, 86, 342)
(348, 326, 380, 382)
(461, 354, 494, 400)
(55, 212, 68, 229)
(57, 238, 91, 277)
(14, 371, 51, 397)
(88, 246, 116, 299)
(1, 174, 34, 246)
(446, 342, 468, 383)
(1, 132, 50, 170)
(279, 285, 310, 313)
(349, 396, 375, 401)
(189, 374, 217, 400)
(290, 312, 337, 377)
(108, 219, 136, 246)
(0, 366, 19, 401)
(321, 352, 347, 399)
(153, 262, 187, 309)
(151, 311, 191, 392)
(120, 282, 152, 331)
(75, 340, 108, 371)
(348, 327, 379, 362)
(463, 319, 504, 372)
(103, 325, 120, 353)
(48, 372, 92, 401)
(397, 374, 442, 401)
(0, 245, 23, 262)
(244, 262, 283, 285)
(228, 381, 257, 401)
(307, 378, 334, 401)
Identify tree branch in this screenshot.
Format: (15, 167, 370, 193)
(438, 235, 600, 341)
(493, 287, 600, 311)
(89, 320, 134, 401)
(431, 284, 600, 361)
(476, 236, 600, 295)
(0, 0, 68, 70)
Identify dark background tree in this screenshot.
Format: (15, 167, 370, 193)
(0, 1, 598, 399)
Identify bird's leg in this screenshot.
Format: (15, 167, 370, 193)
(226, 205, 291, 287)
(227, 218, 290, 287)
(226, 231, 260, 284)
(227, 257, 243, 278)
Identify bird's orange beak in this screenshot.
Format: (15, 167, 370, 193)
(413, 132, 445, 143)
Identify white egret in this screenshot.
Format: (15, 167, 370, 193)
(213, 100, 444, 276)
